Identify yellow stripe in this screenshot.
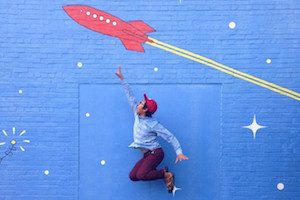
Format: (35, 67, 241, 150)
(149, 37, 300, 99)
(146, 40, 300, 101)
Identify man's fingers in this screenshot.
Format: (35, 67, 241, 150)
(116, 66, 122, 75)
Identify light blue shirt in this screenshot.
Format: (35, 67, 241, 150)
(121, 80, 183, 156)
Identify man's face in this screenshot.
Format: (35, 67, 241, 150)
(136, 100, 147, 115)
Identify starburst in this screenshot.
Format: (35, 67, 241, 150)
(172, 185, 182, 196)
(243, 115, 267, 139)
(0, 127, 30, 152)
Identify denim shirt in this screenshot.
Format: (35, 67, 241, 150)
(121, 80, 183, 155)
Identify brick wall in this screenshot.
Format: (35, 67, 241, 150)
(0, 0, 299, 199)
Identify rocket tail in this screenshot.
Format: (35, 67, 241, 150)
(128, 20, 156, 34)
(120, 39, 145, 52)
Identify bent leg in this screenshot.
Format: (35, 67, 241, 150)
(136, 148, 165, 181)
(129, 157, 145, 181)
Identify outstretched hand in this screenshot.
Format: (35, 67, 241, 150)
(175, 153, 189, 164)
(115, 65, 124, 80)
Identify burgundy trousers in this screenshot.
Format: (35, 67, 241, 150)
(129, 148, 165, 181)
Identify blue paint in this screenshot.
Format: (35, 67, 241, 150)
(0, 0, 299, 199)
(80, 84, 221, 199)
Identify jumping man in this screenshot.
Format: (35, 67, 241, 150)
(115, 66, 188, 193)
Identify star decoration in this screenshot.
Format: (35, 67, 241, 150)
(243, 115, 267, 139)
(172, 185, 181, 196)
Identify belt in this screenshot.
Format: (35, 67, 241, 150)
(143, 150, 155, 155)
(143, 148, 162, 156)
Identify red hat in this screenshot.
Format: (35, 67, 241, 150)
(144, 94, 157, 114)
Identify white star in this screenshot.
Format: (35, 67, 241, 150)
(243, 115, 267, 139)
(172, 185, 181, 196)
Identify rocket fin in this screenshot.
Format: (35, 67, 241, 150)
(120, 39, 145, 52)
(128, 20, 156, 34)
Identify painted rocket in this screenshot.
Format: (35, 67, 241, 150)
(63, 5, 155, 52)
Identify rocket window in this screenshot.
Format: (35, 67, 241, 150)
(106, 19, 110, 23)
(99, 16, 104, 21)
(112, 21, 117, 26)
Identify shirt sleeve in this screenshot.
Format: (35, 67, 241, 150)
(121, 79, 138, 114)
(153, 122, 183, 156)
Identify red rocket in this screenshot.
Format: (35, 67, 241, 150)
(63, 5, 155, 52)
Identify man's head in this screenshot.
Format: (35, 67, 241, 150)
(136, 94, 157, 117)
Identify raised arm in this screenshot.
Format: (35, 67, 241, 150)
(115, 66, 137, 114)
(152, 122, 189, 163)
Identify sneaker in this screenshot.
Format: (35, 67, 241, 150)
(164, 167, 174, 193)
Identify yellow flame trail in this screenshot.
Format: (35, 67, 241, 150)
(146, 37, 300, 101)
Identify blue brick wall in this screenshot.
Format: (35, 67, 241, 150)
(0, 0, 299, 199)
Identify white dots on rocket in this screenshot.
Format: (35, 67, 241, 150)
(91, 14, 115, 26)
(86, 11, 91, 16)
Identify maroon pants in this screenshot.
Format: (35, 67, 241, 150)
(129, 148, 165, 181)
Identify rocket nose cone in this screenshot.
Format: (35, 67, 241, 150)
(63, 5, 82, 12)
(63, 5, 81, 17)
(63, 5, 72, 12)
(63, 5, 68, 10)
(63, 5, 88, 21)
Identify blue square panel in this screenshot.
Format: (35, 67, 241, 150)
(80, 83, 221, 200)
